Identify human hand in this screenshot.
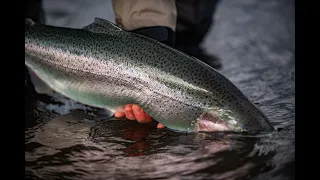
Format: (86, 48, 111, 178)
(114, 104, 165, 129)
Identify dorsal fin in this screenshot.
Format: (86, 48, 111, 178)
(83, 18, 123, 34)
(25, 18, 35, 26)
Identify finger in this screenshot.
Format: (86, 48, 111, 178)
(125, 105, 135, 120)
(142, 113, 153, 123)
(114, 106, 125, 118)
(157, 123, 166, 129)
(143, 113, 153, 123)
(114, 111, 125, 118)
(132, 105, 146, 122)
(124, 104, 133, 109)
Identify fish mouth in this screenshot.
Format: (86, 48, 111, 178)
(197, 111, 231, 132)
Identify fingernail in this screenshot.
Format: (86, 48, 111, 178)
(133, 106, 142, 114)
(127, 113, 135, 120)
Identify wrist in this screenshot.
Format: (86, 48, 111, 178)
(130, 26, 175, 47)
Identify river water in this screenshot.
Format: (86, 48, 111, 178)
(25, 0, 295, 179)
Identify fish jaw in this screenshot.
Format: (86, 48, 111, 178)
(196, 105, 275, 134)
(197, 110, 233, 132)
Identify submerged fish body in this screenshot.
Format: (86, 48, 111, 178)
(25, 18, 275, 133)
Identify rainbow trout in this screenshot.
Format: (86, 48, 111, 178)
(25, 18, 275, 133)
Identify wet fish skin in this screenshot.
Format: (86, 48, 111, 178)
(25, 18, 275, 133)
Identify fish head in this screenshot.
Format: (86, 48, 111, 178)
(197, 102, 275, 134)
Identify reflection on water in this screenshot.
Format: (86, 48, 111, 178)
(25, 105, 294, 179)
(25, 0, 294, 179)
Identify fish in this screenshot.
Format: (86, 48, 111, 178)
(25, 18, 275, 134)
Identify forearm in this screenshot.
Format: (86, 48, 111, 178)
(112, 0, 177, 31)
